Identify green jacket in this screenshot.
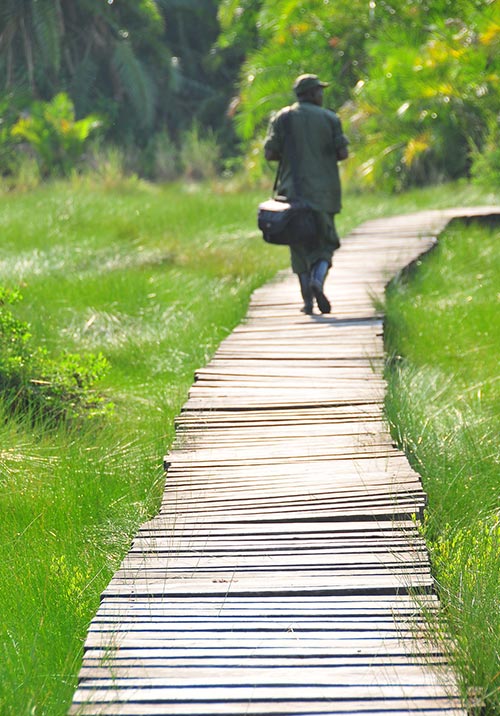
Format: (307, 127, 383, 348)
(264, 100, 348, 214)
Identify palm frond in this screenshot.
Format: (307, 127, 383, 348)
(112, 40, 158, 129)
(70, 55, 99, 115)
(32, 0, 61, 73)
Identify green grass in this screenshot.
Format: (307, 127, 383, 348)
(0, 175, 498, 714)
(384, 219, 500, 714)
(0, 413, 160, 713)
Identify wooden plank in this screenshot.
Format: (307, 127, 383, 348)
(94, 599, 439, 616)
(118, 550, 430, 568)
(136, 520, 424, 538)
(161, 476, 422, 492)
(76, 663, 449, 681)
(153, 507, 427, 523)
(89, 614, 427, 627)
(159, 483, 424, 498)
(79, 642, 443, 659)
(102, 575, 434, 599)
(73, 665, 447, 701)
(70, 684, 462, 703)
(70, 702, 467, 716)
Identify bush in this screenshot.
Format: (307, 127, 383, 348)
(0, 93, 34, 180)
(179, 123, 221, 181)
(11, 93, 102, 177)
(0, 287, 110, 421)
(143, 131, 180, 182)
(471, 118, 500, 186)
(80, 140, 131, 186)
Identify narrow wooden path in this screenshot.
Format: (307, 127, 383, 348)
(71, 206, 499, 715)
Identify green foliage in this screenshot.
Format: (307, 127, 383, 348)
(2, 0, 500, 189)
(0, 0, 171, 143)
(11, 93, 101, 176)
(0, 93, 33, 177)
(223, 0, 369, 143)
(28, 351, 111, 422)
(471, 117, 500, 186)
(0, 287, 31, 373)
(223, 0, 500, 190)
(0, 0, 61, 91)
(0, 1, 243, 161)
(159, 0, 230, 135)
(217, 0, 265, 54)
(81, 141, 132, 187)
(111, 41, 158, 132)
(431, 518, 500, 711)
(384, 219, 500, 713)
(143, 130, 180, 182)
(0, 408, 163, 715)
(180, 123, 221, 180)
(0, 286, 110, 421)
(345, 1, 500, 190)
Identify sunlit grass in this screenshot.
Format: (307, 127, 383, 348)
(0, 176, 498, 714)
(384, 219, 500, 714)
(0, 401, 165, 713)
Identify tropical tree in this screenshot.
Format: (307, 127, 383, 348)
(216, 0, 370, 179)
(65, 0, 170, 137)
(219, 0, 370, 143)
(0, 0, 62, 91)
(156, 0, 238, 150)
(347, 0, 500, 189)
(217, 0, 265, 62)
(223, 0, 500, 189)
(0, 0, 246, 163)
(0, 0, 171, 141)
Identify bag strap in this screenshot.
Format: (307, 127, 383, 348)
(273, 109, 302, 200)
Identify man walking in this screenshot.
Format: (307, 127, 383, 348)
(264, 74, 348, 314)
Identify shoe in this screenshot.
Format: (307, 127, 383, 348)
(310, 260, 331, 314)
(298, 272, 313, 314)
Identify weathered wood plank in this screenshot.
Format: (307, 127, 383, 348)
(70, 684, 462, 704)
(102, 575, 435, 600)
(70, 702, 466, 716)
(79, 642, 443, 659)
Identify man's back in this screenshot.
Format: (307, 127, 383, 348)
(264, 100, 347, 213)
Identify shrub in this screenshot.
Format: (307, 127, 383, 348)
(144, 130, 180, 182)
(0, 286, 110, 421)
(0, 93, 33, 179)
(471, 118, 500, 186)
(80, 140, 131, 186)
(179, 123, 221, 181)
(11, 93, 102, 177)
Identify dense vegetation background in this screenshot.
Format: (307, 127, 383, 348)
(1, 0, 499, 188)
(1, 2, 499, 715)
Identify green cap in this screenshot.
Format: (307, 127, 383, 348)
(293, 73, 329, 96)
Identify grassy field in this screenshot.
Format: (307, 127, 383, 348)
(0, 175, 498, 714)
(384, 218, 500, 714)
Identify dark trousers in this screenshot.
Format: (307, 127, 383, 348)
(289, 212, 340, 274)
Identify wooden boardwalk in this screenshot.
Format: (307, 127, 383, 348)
(71, 206, 499, 715)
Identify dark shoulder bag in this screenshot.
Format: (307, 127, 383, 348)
(257, 111, 319, 248)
